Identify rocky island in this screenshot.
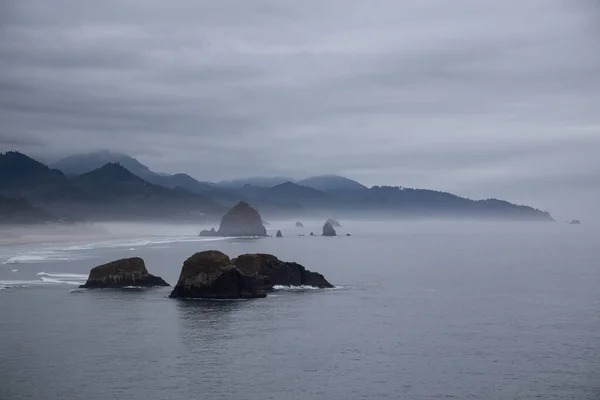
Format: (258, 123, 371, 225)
(200, 201, 267, 237)
(169, 251, 266, 299)
(80, 257, 169, 288)
(326, 218, 342, 227)
(323, 221, 337, 236)
(169, 250, 333, 299)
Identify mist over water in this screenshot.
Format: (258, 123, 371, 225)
(1, 220, 599, 399)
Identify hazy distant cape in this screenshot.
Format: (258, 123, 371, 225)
(0, 151, 554, 222)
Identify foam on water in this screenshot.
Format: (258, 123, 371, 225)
(272, 285, 322, 291)
(37, 272, 88, 279)
(2, 235, 233, 265)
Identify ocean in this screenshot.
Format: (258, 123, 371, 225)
(0, 220, 599, 399)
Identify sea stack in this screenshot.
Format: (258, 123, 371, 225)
(326, 218, 342, 227)
(322, 221, 337, 236)
(295, 221, 304, 228)
(233, 253, 333, 289)
(276, 230, 283, 237)
(199, 201, 267, 237)
(80, 257, 169, 288)
(169, 251, 266, 299)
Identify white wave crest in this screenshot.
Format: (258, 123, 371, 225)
(272, 285, 322, 291)
(37, 272, 88, 279)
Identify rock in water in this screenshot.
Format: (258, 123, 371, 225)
(310, 232, 315, 236)
(80, 257, 169, 288)
(199, 227, 217, 237)
(276, 230, 283, 237)
(295, 221, 304, 228)
(326, 218, 342, 227)
(169, 250, 266, 299)
(233, 253, 333, 289)
(322, 222, 337, 236)
(569, 219, 581, 225)
(199, 202, 267, 237)
(346, 233, 351, 236)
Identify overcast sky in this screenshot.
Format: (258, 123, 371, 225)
(1, 0, 599, 220)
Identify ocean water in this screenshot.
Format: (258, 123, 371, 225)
(0, 220, 599, 400)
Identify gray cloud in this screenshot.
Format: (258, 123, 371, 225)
(1, 0, 599, 220)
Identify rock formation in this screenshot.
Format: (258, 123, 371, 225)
(295, 221, 304, 228)
(199, 201, 267, 237)
(199, 227, 217, 236)
(322, 221, 337, 236)
(169, 251, 266, 299)
(326, 218, 342, 227)
(80, 257, 169, 288)
(569, 219, 581, 225)
(233, 253, 333, 289)
(276, 230, 283, 237)
(346, 233, 351, 236)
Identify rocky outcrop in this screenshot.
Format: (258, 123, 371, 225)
(80, 257, 169, 288)
(570, 219, 581, 225)
(276, 230, 283, 237)
(233, 253, 333, 289)
(199, 201, 267, 237)
(295, 221, 304, 228)
(199, 227, 217, 236)
(169, 251, 266, 299)
(326, 218, 341, 227)
(323, 222, 336, 236)
(309, 232, 315, 236)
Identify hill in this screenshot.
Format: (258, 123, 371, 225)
(2, 151, 555, 222)
(52, 150, 215, 195)
(297, 175, 367, 191)
(0, 195, 58, 224)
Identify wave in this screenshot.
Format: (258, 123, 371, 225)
(37, 272, 88, 279)
(2, 235, 234, 265)
(3, 253, 82, 265)
(272, 285, 346, 291)
(39, 277, 83, 285)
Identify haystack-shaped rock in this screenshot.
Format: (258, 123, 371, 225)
(169, 250, 266, 299)
(295, 221, 304, 228)
(199, 201, 267, 237)
(322, 221, 337, 236)
(233, 253, 333, 289)
(80, 257, 169, 288)
(326, 218, 342, 227)
(276, 230, 283, 237)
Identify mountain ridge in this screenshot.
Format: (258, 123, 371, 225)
(1, 151, 554, 222)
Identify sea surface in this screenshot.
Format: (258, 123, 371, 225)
(0, 220, 599, 400)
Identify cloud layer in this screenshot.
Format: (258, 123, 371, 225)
(1, 0, 599, 219)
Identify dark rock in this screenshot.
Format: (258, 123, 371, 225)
(310, 232, 315, 236)
(169, 250, 266, 299)
(295, 221, 304, 228)
(569, 219, 581, 225)
(80, 257, 169, 288)
(326, 218, 341, 227)
(199, 227, 217, 237)
(322, 222, 337, 236)
(199, 201, 267, 237)
(233, 253, 333, 289)
(346, 233, 351, 236)
(276, 230, 283, 237)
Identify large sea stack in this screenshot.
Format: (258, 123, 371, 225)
(169, 251, 266, 299)
(322, 221, 337, 236)
(233, 253, 333, 289)
(80, 257, 169, 288)
(200, 201, 267, 237)
(326, 218, 342, 227)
